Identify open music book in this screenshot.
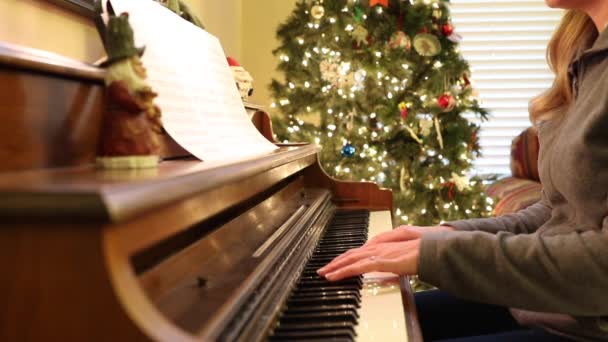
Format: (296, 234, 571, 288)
(102, 0, 277, 163)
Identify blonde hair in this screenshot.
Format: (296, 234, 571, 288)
(529, 10, 597, 123)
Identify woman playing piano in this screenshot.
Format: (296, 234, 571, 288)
(319, 1, 608, 341)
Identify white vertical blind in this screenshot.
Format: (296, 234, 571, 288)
(450, 0, 563, 175)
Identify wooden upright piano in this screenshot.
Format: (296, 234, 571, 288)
(0, 43, 421, 342)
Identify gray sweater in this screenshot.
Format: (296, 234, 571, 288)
(418, 29, 608, 341)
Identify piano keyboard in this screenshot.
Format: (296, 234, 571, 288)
(269, 210, 370, 341)
(269, 210, 408, 342)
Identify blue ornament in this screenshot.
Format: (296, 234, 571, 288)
(341, 144, 356, 158)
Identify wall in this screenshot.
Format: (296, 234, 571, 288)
(0, 0, 242, 62)
(0, 0, 104, 62)
(0, 0, 291, 108)
(241, 0, 297, 108)
(199, 0, 242, 61)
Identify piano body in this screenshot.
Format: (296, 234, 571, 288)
(0, 43, 421, 342)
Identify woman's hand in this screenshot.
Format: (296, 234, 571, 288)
(317, 240, 421, 281)
(365, 225, 454, 246)
(317, 225, 455, 282)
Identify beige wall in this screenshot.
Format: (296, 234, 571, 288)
(0, 0, 104, 62)
(241, 0, 296, 107)
(199, 0, 242, 61)
(0, 0, 242, 62)
(0, 0, 294, 107)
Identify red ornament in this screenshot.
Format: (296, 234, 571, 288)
(437, 94, 453, 109)
(463, 73, 471, 88)
(446, 182, 455, 200)
(440, 181, 456, 201)
(441, 23, 454, 36)
(369, 0, 389, 8)
(227, 56, 240, 67)
(469, 130, 479, 150)
(398, 102, 408, 119)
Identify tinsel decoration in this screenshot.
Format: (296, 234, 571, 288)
(405, 125, 423, 145)
(434, 116, 444, 149)
(399, 166, 407, 191)
(346, 110, 356, 131)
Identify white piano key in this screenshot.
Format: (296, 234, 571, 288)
(355, 210, 409, 342)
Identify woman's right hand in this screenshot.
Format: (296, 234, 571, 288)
(364, 225, 454, 246)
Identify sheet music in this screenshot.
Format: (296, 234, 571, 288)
(105, 0, 277, 162)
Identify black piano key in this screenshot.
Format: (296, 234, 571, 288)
(287, 296, 360, 308)
(274, 321, 355, 333)
(283, 304, 359, 315)
(279, 310, 358, 324)
(267, 210, 370, 342)
(297, 278, 362, 288)
(269, 329, 356, 341)
(318, 237, 367, 244)
(294, 284, 362, 293)
(291, 291, 361, 301)
(289, 292, 361, 302)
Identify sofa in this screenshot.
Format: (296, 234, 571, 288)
(486, 127, 542, 216)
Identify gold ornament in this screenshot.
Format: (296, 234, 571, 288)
(434, 116, 444, 149)
(450, 172, 471, 191)
(388, 31, 412, 50)
(405, 125, 422, 145)
(399, 166, 407, 191)
(419, 119, 433, 136)
(413, 33, 442, 57)
(311, 5, 325, 20)
(351, 25, 369, 46)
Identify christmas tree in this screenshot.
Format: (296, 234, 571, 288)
(270, 0, 494, 226)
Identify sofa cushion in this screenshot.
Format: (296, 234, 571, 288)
(487, 177, 542, 216)
(510, 126, 540, 181)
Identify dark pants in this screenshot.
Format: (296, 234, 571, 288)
(415, 290, 573, 341)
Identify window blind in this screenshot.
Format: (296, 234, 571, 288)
(450, 0, 563, 175)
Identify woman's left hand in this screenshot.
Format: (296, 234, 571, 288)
(317, 239, 421, 281)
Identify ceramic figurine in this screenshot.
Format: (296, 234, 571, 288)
(97, 12, 163, 169)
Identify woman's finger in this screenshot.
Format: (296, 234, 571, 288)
(317, 249, 376, 276)
(321, 244, 377, 267)
(325, 257, 386, 281)
(364, 226, 419, 246)
(364, 230, 401, 246)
